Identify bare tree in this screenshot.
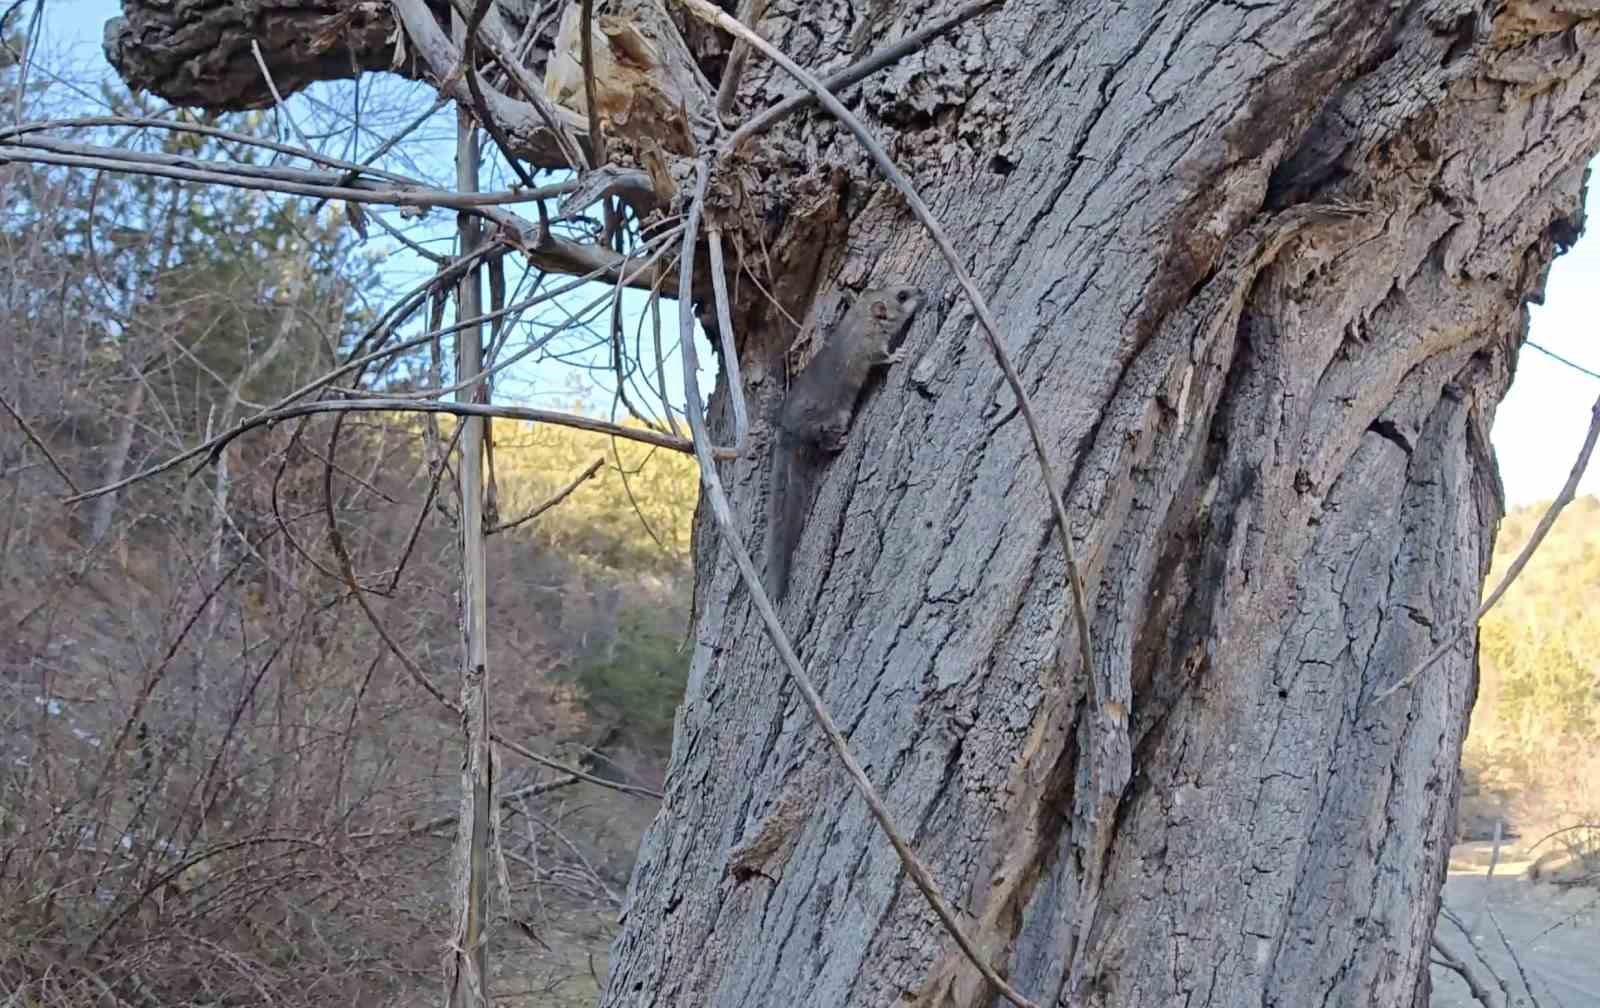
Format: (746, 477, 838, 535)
(27, 0, 1600, 1006)
(1, 34, 665, 1007)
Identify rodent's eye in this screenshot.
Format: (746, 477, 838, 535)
(895, 289, 911, 304)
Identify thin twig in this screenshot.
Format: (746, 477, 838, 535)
(60, 242, 680, 506)
(1375, 391, 1600, 702)
(410, 0, 588, 170)
(1524, 821, 1600, 856)
(1, 115, 423, 184)
(675, 159, 1040, 1008)
(486, 455, 604, 535)
(491, 732, 659, 799)
(1525, 339, 1600, 381)
(0, 141, 562, 208)
(313, 96, 453, 214)
(249, 39, 315, 151)
(463, 0, 540, 190)
(1487, 909, 1545, 1008)
(195, 398, 710, 463)
(706, 228, 750, 451)
(0, 393, 79, 492)
(318, 413, 659, 802)
(1442, 902, 1515, 1005)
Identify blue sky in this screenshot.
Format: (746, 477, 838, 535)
(24, 0, 1600, 509)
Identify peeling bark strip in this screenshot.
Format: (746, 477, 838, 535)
(98, 0, 1600, 1005)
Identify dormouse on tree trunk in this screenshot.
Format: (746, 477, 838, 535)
(765, 284, 923, 601)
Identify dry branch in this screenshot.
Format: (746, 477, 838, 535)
(704, 229, 749, 451)
(486, 455, 604, 534)
(199, 399, 707, 462)
(0, 115, 425, 184)
(315, 414, 663, 804)
(1, 392, 80, 492)
(0, 138, 552, 208)
(445, 103, 494, 1008)
(1431, 937, 1504, 1008)
(389, 0, 588, 169)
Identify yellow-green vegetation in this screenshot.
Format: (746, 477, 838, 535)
(1468, 495, 1600, 829)
(492, 417, 699, 576)
(491, 418, 699, 748)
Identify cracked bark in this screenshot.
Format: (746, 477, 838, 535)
(100, 0, 1600, 1005)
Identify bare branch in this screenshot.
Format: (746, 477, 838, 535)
(1431, 936, 1504, 1008)
(1442, 903, 1516, 1006)
(1, 392, 80, 493)
(705, 229, 750, 452)
(248, 38, 315, 151)
(198, 398, 719, 465)
(390, 0, 588, 170)
(0, 138, 561, 209)
(579, 0, 605, 166)
(445, 99, 493, 1008)
(61, 230, 692, 507)
(715, 0, 768, 117)
(486, 455, 604, 535)
(1487, 909, 1546, 1008)
(0, 115, 425, 185)
(556, 164, 660, 220)
(462, 0, 541, 192)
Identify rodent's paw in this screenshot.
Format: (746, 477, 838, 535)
(819, 426, 849, 452)
(883, 347, 908, 366)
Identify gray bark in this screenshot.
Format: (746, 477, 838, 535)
(95, 0, 1600, 1005)
(603, 3, 1599, 1007)
(448, 101, 494, 1008)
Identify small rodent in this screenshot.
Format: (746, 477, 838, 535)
(764, 284, 924, 601)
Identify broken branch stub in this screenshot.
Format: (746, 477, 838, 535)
(544, 0, 709, 160)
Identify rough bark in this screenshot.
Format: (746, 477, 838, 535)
(96, 0, 1600, 1006)
(606, 3, 1599, 1007)
(104, 0, 411, 111)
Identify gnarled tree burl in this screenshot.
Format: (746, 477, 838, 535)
(101, 0, 1600, 1005)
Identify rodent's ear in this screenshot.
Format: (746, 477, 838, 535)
(870, 300, 891, 320)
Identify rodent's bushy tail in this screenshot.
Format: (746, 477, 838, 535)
(764, 432, 817, 602)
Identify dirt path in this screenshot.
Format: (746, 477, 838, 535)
(1431, 871, 1599, 1007)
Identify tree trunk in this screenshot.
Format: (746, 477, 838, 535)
(96, 0, 1600, 1005)
(90, 376, 145, 545)
(602, 4, 1597, 1007)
